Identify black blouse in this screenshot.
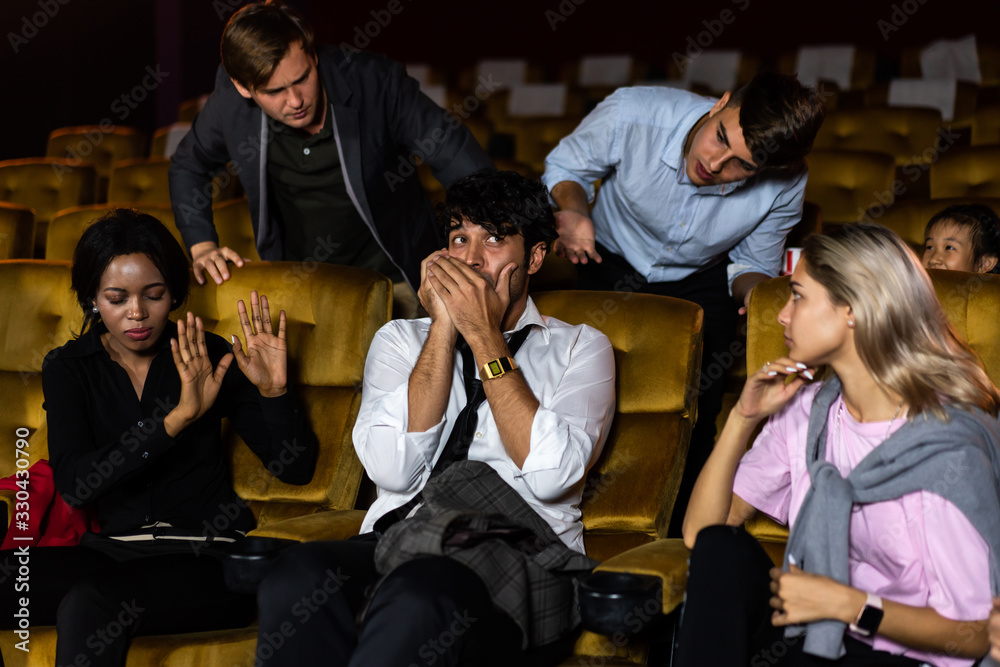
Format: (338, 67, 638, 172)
(41, 320, 317, 536)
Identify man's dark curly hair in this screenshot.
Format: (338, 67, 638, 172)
(437, 170, 559, 263)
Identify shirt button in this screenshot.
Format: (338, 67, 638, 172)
(142, 451, 149, 459)
(475, 432, 483, 439)
(137, 420, 144, 427)
(303, 147, 311, 155)
(666, 247, 674, 252)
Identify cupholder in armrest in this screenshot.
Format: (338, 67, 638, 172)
(223, 536, 300, 594)
(578, 571, 663, 637)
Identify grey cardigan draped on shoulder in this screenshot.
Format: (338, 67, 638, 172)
(784, 377, 1000, 665)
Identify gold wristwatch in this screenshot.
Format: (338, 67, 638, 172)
(481, 356, 518, 380)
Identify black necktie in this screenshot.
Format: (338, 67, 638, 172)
(374, 326, 532, 534)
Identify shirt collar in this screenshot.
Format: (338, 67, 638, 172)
(506, 296, 550, 344)
(661, 100, 750, 197)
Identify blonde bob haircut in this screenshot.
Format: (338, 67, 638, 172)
(802, 224, 1000, 419)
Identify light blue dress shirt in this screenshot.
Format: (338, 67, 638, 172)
(542, 87, 807, 289)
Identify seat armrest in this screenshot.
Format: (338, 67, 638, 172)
(594, 538, 691, 614)
(248, 509, 367, 542)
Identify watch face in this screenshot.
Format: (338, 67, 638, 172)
(856, 605, 884, 634)
(488, 360, 503, 376)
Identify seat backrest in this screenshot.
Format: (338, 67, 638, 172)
(46, 126, 147, 190)
(211, 199, 260, 261)
(0, 203, 35, 259)
(47, 202, 252, 262)
(930, 146, 1000, 199)
(184, 262, 392, 525)
(0, 159, 97, 225)
(107, 158, 172, 205)
(804, 150, 897, 225)
(812, 108, 942, 166)
(46, 204, 181, 261)
(109, 157, 242, 207)
(0, 260, 79, 480)
(744, 271, 1000, 550)
(531, 291, 703, 562)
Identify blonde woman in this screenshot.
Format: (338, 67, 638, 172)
(678, 224, 1000, 667)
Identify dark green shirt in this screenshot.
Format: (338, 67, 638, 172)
(267, 92, 401, 281)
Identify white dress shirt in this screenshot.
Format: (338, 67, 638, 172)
(353, 297, 616, 554)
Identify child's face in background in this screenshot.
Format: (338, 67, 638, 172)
(923, 220, 982, 272)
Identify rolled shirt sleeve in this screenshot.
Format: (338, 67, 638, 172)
(353, 320, 451, 495)
(726, 165, 808, 287)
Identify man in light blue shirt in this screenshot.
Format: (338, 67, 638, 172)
(542, 72, 825, 535)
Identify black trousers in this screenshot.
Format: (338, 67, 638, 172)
(0, 536, 255, 667)
(577, 248, 739, 537)
(255, 537, 577, 667)
(675, 525, 927, 667)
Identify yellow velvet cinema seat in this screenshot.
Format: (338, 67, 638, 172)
(930, 146, 1000, 199)
(585, 269, 1000, 665)
(46, 125, 147, 199)
(106, 157, 174, 205)
(0, 261, 391, 667)
(187, 262, 391, 532)
(526, 291, 702, 666)
(0, 202, 35, 259)
(812, 108, 943, 166)
(0, 158, 98, 257)
(46, 201, 260, 263)
(108, 158, 242, 206)
(533, 291, 703, 564)
(804, 149, 896, 226)
(0, 261, 78, 487)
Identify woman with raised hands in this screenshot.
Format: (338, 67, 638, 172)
(0, 208, 316, 666)
(677, 223, 1000, 667)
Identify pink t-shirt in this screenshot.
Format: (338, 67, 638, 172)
(733, 382, 991, 667)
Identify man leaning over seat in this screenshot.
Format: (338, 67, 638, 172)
(253, 170, 616, 666)
(168, 1, 493, 317)
(542, 73, 826, 534)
